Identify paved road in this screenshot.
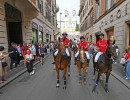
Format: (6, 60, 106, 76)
(0, 53, 130, 100)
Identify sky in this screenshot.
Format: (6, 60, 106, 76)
(56, 0, 80, 24)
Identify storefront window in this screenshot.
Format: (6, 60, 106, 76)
(46, 34, 49, 42)
(39, 31, 43, 43)
(32, 29, 38, 44)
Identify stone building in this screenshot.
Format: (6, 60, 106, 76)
(0, 0, 59, 50)
(79, 0, 130, 57)
(79, 0, 93, 42)
(57, 10, 80, 40)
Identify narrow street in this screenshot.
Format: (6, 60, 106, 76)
(0, 53, 130, 100)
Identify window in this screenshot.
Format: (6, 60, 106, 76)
(95, 0, 101, 20)
(105, 0, 114, 12)
(111, 0, 115, 7)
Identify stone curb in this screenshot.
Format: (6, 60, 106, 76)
(0, 53, 52, 89)
(111, 71, 130, 89)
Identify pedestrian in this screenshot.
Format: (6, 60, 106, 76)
(8, 42, 18, 69)
(124, 47, 130, 79)
(29, 43, 36, 60)
(24, 49, 34, 75)
(16, 44, 22, 65)
(46, 42, 50, 53)
(35, 43, 40, 61)
(39, 44, 45, 64)
(21, 43, 28, 68)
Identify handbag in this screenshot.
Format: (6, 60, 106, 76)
(120, 58, 125, 64)
(2, 62, 8, 67)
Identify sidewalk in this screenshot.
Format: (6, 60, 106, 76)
(111, 63, 130, 89)
(0, 53, 51, 89)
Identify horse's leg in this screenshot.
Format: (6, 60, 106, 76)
(68, 65, 70, 77)
(63, 68, 67, 89)
(83, 64, 87, 85)
(105, 71, 111, 92)
(56, 68, 60, 88)
(93, 63, 96, 80)
(78, 64, 82, 84)
(92, 72, 101, 93)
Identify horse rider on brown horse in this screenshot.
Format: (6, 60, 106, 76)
(52, 32, 71, 64)
(75, 36, 90, 67)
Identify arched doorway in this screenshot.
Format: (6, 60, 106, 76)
(5, 3, 23, 45)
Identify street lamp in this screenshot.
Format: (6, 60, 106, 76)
(60, 12, 62, 36)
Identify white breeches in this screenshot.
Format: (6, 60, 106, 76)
(94, 52, 103, 62)
(54, 48, 70, 56)
(75, 51, 90, 59)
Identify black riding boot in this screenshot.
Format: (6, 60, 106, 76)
(74, 57, 77, 65)
(68, 56, 71, 65)
(87, 59, 90, 67)
(52, 55, 56, 64)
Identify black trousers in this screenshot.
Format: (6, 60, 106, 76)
(26, 61, 33, 73)
(10, 57, 17, 69)
(17, 53, 21, 64)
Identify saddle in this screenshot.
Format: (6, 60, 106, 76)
(97, 53, 105, 64)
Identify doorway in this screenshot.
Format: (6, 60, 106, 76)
(5, 3, 23, 45)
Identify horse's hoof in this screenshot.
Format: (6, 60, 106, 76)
(105, 88, 109, 93)
(100, 76, 103, 81)
(68, 73, 70, 77)
(92, 88, 96, 93)
(79, 80, 82, 84)
(63, 86, 67, 89)
(56, 84, 60, 88)
(92, 76, 95, 80)
(84, 81, 86, 85)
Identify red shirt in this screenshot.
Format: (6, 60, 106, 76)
(78, 41, 89, 51)
(125, 53, 130, 59)
(61, 38, 69, 48)
(97, 39, 108, 53)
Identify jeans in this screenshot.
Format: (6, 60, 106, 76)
(125, 61, 130, 79)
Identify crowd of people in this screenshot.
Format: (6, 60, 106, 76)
(0, 41, 56, 83)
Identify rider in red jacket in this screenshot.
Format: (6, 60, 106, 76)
(52, 32, 70, 64)
(75, 36, 90, 67)
(94, 33, 108, 63)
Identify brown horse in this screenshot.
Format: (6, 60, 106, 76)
(77, 47, 87, 84)
(55, 41, 71, 89)
(92, 40, 118, 93)
(73, 43, 78, 65)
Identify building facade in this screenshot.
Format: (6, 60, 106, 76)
(79, 0, 93, 42)
(0, 0, 59, 51)
(79, 0, 130, 57)
(57, 10, 80, 40)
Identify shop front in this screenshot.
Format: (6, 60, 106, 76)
(39, 25, 43, 43)
(32, 22, 38, 44)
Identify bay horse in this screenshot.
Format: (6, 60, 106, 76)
(55, 40, 71, 89)
(92, 40, 118, 93)
(77, 47, 87, 84)
(73, 43, 78, 65)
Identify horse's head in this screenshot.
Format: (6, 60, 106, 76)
(58, 41, 66, 56)
(79, 47, 86, 63)
(106, 40, 118, 60)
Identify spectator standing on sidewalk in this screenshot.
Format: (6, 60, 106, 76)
(46, 42, 50, 54)
(24, 49, 34, 75)
(124, 47, 130, 79)
(39, 44, 45, 64)
(35, 43, 40, 61)
(8, 42, 18, 69)
(21, 43, 28, 68)
(29, 43, 36, 60)
(16, 44, 22, 65)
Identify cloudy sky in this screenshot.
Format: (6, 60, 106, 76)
(56, 0, 80, 23)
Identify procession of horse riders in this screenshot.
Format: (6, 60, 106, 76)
(52, 31, 118, 92)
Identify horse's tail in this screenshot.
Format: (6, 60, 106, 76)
(58, 37, 61, 42)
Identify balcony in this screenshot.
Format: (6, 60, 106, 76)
(15, 0, 40, 19)
(55, 5, 59, 13)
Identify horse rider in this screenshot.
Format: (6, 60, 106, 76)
(52, 32, 70, 64)
(94, 33, 108, 63)
(75, 36, 90, 67)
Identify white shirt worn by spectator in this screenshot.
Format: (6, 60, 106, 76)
(29, 45, 36, 56)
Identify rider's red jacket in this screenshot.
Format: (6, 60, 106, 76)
(78, 41, 89, 51)
(61, 38, 69, 48)
(97, 39, 108, 53)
